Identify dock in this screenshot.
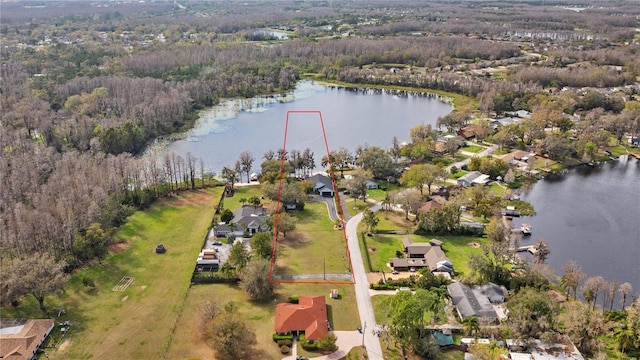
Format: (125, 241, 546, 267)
(517, 245, 538, 255)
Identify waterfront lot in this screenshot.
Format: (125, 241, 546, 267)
(359, 212, 487, 277)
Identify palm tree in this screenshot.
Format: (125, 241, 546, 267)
(381, 193, 391, 219)
(613, 322, 636, 354)
(362, 210, 379, 235)
(462, 316, 480, 336)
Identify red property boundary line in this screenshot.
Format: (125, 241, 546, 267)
(269, 110, 355, 285)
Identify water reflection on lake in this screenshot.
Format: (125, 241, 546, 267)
(147, 80, 453, 174)
(514, 156, 640, 294)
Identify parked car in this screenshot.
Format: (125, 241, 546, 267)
(155, 244, 166, 254)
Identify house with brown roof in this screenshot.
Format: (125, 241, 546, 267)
(457, 126, 476, 140)
(500, 149, 535, 164)
(0, 318, 54, 360)
(417, 200, 442, 215)
(274, 295, 328, 341)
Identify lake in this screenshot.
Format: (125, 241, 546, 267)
(514, 156, 640, 296)
(147, 80, 454, 176)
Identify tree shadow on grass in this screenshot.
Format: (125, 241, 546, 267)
(326, 303, 335, 330)
(278, 231, 310, 249)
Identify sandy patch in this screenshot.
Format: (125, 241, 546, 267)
(58, 339, 70, 351)
(468, 242, 481, 248)
(166, 189, 213, 207)
(140, 285, 147, 291)
(121, 295, 128, 302)
(109, 239, 132, 253)
(367, 270, 415, 284)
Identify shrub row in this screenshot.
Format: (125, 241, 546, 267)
(191, 272, 238, 284)
(273, 333, 294, 342)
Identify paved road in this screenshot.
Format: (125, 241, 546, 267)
(346, 204, 384, 360)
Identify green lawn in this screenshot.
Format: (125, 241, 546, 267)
(274, 201, 352, 277)
(449, 169, 468, 179)
(460, 144, 484, 153)
(343, 197, 375, 218)
(0, 189, 223, 360)
(222, 184, 265, 210)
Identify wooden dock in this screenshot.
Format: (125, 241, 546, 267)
(517, 245, 538, 255)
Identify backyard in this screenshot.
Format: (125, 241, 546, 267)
(273, 200, 352, 279)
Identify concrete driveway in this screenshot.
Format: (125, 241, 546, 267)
(281, 330, 364, 360)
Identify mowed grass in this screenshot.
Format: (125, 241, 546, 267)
(274, 201, 351, 276)
(29, 188, 222, 360)
(460, 144, 484, 153)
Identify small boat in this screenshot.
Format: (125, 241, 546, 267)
(521, 223, 532, 235)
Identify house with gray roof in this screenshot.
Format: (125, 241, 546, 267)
(447, 282, 500, 325)
(214, 205, 269, 237)
(456, 171, 490, 187)
(308, 173, 335, 197)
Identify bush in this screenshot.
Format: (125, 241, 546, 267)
(301, 340, 318, 351)
(273, 333, 294, 343)
(82, 276, 96, 288)
(280, 345, 290, 354)
(371, 283, 390, 290)
(288, 296, 299, 304)
(277, 339, 292, 347)
(191, 272, 238, 284)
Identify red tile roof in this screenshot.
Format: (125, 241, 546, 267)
(274, 295, 328, 340)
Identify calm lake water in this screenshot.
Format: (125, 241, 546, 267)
(514, 156, 640, 295)
(148, 80, 453, 176)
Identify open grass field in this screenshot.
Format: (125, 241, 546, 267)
(0, 188, 223, 360)
(273, 201, 352, 277)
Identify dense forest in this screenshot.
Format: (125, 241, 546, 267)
(1, 2, 640, 357)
